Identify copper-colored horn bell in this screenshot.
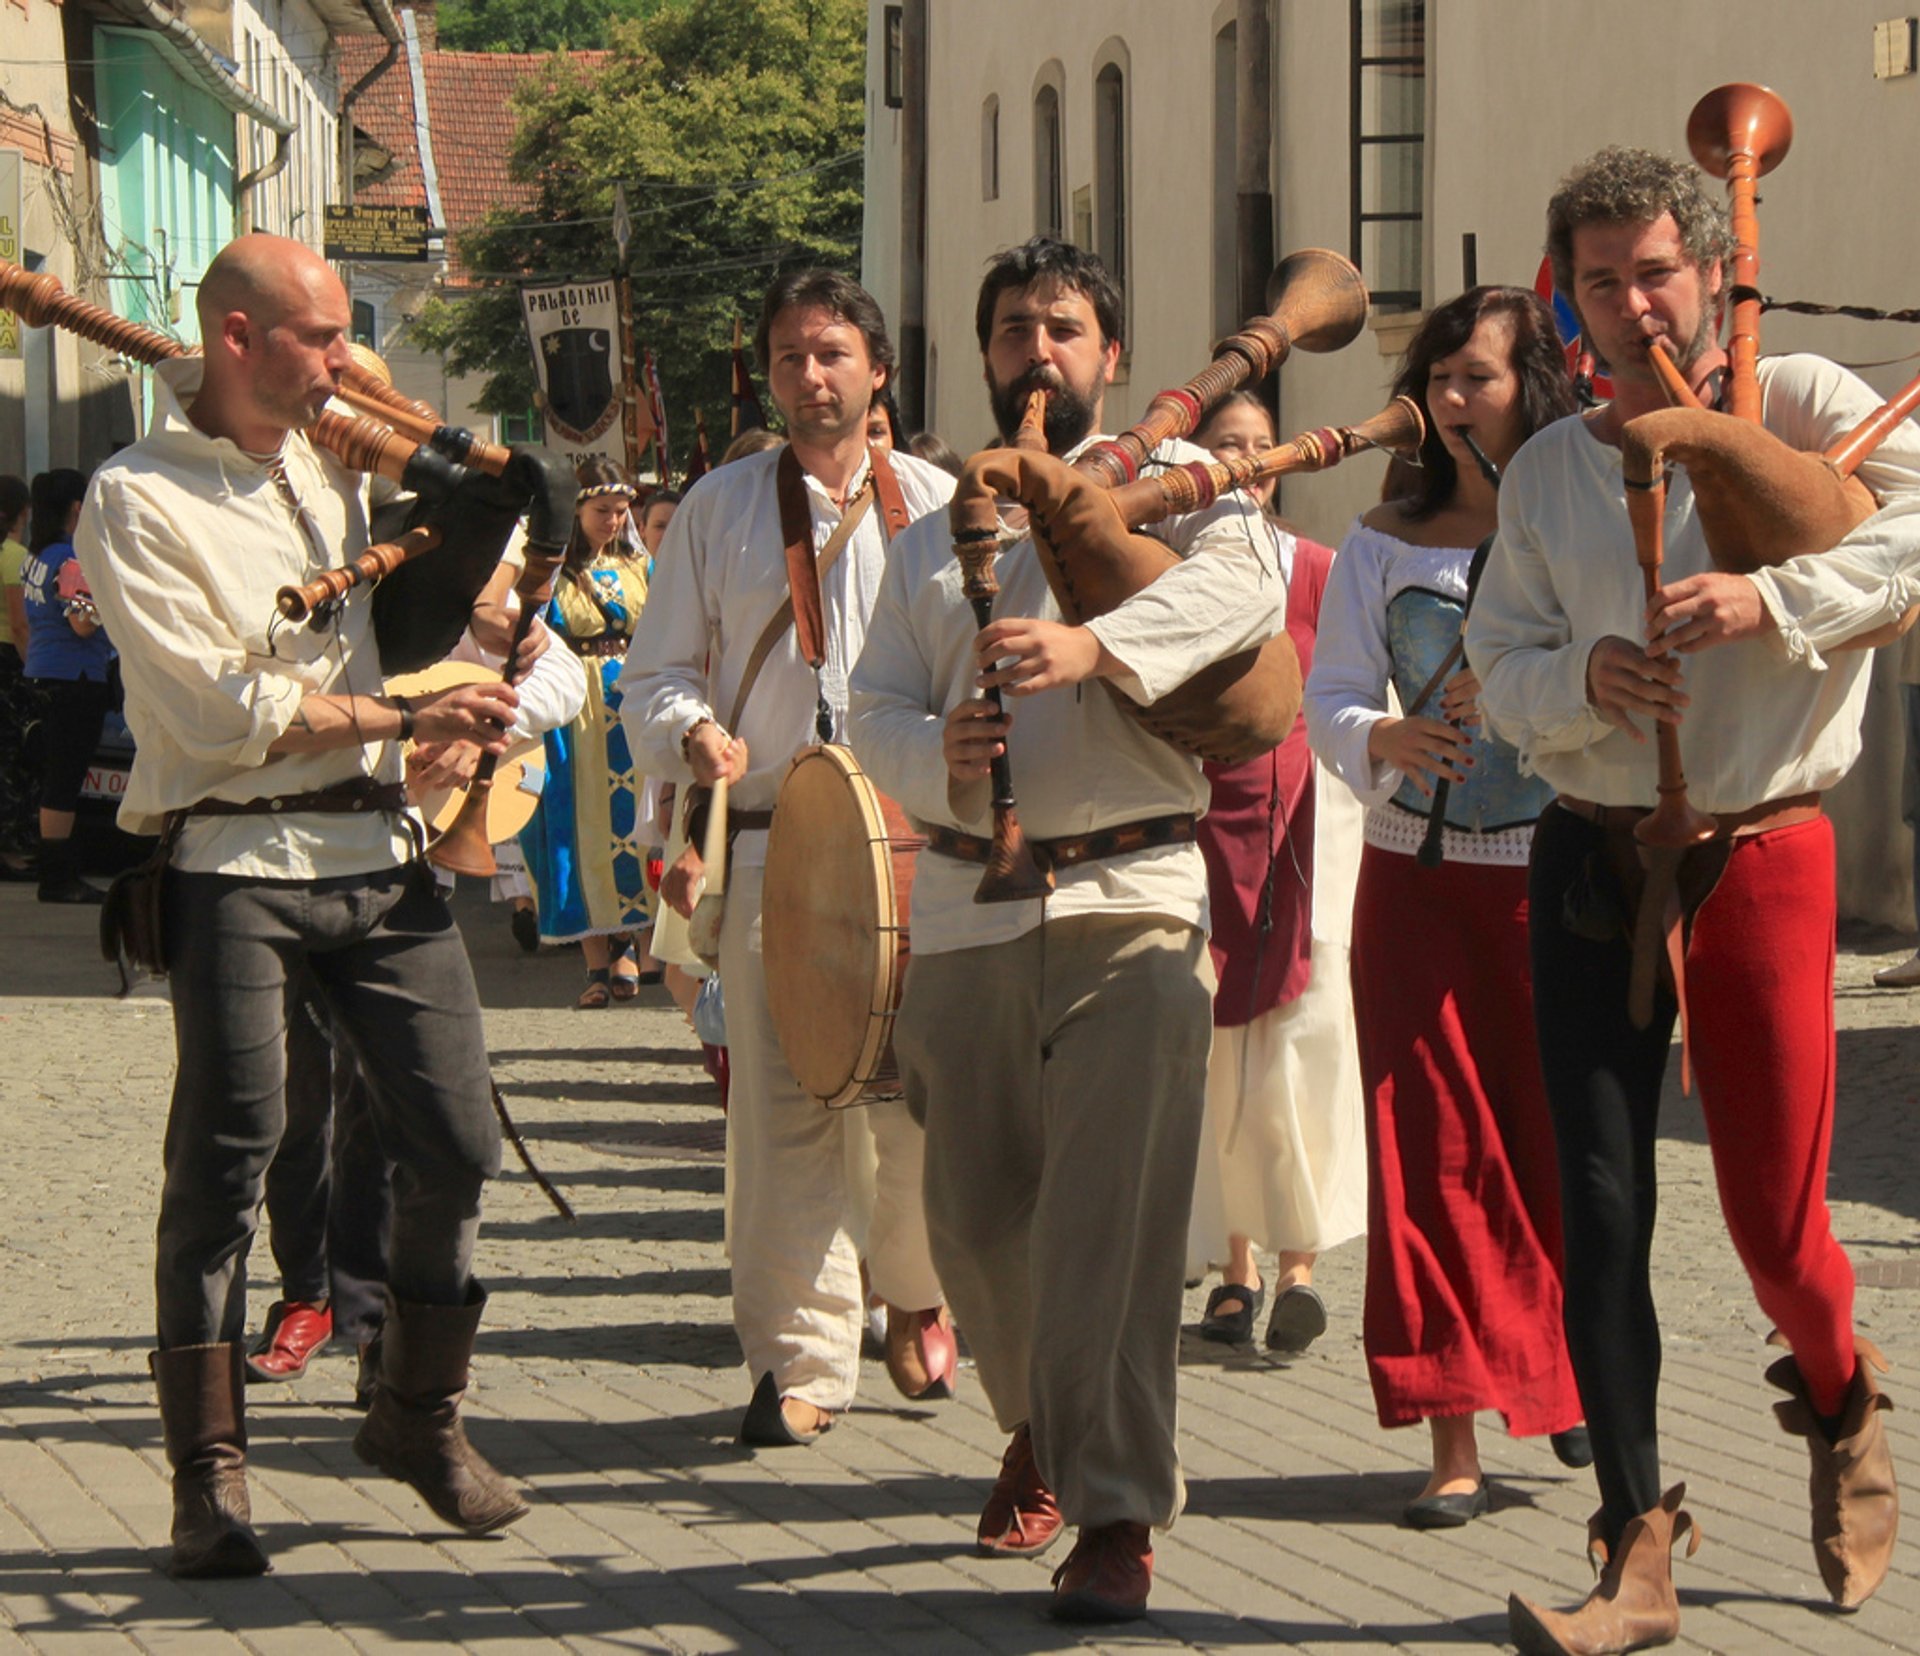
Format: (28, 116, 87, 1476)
(1261, 248, 1371, 356)
(1686, 82, 1793, 179)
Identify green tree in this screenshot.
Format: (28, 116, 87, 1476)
(411, 0, 866, 475)
(436, 0, 660, 53)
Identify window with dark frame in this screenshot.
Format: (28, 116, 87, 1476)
(1094, 62, 1127, 291)
(883, 6, 905, 110)
(983, 95, 1000, 202)
(1034, 82, 1063, 236)
(1350, 0, 1425, 313)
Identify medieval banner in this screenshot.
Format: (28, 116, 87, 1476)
(520, 278, 623, 447)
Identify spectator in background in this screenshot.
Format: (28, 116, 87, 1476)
(1875, 619, 1920, 986)
(21, 467, 113, 905)
(720, 429, 783, 466)
(637, 488, 680, 563)
(0, 475, 38, 880)
(908, 431, 965, 477)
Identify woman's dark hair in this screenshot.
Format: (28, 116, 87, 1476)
(566, 455, 634, 567)
(1390, 287, 1575, 522)
(28, 468, 90, 554)
(908, 430, 964, 476)
(871, 386, 908, 447)
(0, 474, 29, 539)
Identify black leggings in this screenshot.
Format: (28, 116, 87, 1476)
(31, 676, 112, 815)
(1527, 806, 1678, 1547)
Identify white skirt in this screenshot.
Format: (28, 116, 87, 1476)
(1187, 765, 1367, 1268)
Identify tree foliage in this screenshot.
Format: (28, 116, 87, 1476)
(436, 0, 663, 54)
(411, 0, 867, 474)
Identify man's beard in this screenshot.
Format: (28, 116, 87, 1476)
(989, 367, 1100, 456)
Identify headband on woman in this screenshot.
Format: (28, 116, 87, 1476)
(577, 482, 637, 504)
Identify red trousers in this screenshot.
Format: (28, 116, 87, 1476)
(1530, 807, 1855, 1537)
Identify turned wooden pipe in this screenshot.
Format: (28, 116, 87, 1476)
(1106, 395, 1425, 527)
(1075, 248, 1370, 488)
(1687, 82, 1792, 424)
(336, 370, 513, 477)
(276, 526, 443, 621)
(956, 385, 1055, 904)
(0, 257, 453, 492)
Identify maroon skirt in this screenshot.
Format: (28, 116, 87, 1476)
(1349, 841, 1581, 1436)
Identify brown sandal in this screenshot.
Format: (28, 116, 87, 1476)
(576, 969, 612, 1009)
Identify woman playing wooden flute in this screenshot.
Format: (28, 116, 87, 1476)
(1304, 286, 1586, 1528)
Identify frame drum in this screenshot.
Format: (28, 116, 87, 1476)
(762, 744, 922, 1109)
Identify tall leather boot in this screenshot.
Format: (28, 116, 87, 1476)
(351, 1285, 528, 1534)
(149, 1343, 270, 1578)
(1508, 1483, 1697, 1656)
(1767, 1337, 1898, 1608)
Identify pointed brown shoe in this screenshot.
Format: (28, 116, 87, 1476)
(1508, 1483, 1697, 1656)
(1050, 1520, 1153, 1622)
(884, 1304, 958, 1401)
(1767, 1337, 1898, 1609)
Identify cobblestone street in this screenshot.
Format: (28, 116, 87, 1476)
(1, 882, 1916, 1653)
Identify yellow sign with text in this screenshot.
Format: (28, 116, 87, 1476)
(0, 149, 22, 360)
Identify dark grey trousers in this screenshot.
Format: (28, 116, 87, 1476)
(155, 865, 499, 1350)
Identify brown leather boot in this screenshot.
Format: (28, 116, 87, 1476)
(1507, 1483, 1697, 1656)
(351, 1286, 529, 1534)
(1767, 1337, 1898, 1608)
(149, 1343, 269, 1578)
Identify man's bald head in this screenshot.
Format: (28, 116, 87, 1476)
(196, 234, 343, 337)
(189, 234, 354, 446)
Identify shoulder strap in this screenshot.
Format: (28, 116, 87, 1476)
(726, 452, 873, 732)
(869, 445, 912, 545)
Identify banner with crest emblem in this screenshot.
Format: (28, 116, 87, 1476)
(519, 278, 624, 447)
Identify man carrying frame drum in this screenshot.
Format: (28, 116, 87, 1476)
(620, 271, 956, 1445)
(849, 238, 1289, 1622)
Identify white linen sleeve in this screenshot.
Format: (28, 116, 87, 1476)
(1302, 529, 1403, 804)
(847, 536, 971, 827)
(1466, 478, 1616, 759)
(1083, 497, 1288, 706)
(78, 481, 308, 769)
(618, 485, 717, 782)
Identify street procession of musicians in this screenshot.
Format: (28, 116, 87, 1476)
(10, 63, 1920, 1655)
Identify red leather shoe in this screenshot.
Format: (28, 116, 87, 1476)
(245, 1300, 333, 1383)
(977, 1424, 1063, 1557)
(885, 1304, 958, 1401)
(1050, 1520, 1154, 1622)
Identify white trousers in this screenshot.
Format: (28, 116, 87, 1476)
(719, 860, 943, 1411)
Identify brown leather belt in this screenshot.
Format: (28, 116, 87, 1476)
(568, 635, 630, 659)
(1555, 792, 1821, 839)
(924, 812, 1197, 871)
(187, 779, 410, 817)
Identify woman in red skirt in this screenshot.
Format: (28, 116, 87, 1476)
(1304, 287, 1585, 1527)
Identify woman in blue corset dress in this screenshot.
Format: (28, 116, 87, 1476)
(1305, 288, 1586, 1528)
(522, 457, 658, 1005)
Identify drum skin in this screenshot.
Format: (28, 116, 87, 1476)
(762, 745, 921, 1108)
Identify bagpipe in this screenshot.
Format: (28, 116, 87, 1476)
(1612, 85, 1920, 1027)
(0, 258, 576, 877)
(947, 249, 1426, 901)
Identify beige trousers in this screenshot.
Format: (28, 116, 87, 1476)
(720, 861, 943, 1412)
(895, 914, 1214, 1529)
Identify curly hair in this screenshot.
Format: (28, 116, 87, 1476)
(1545, 146, 1735, 302)
(1390, 287, 1577, 523)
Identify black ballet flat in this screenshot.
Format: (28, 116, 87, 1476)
(1550, 1426, 1594, 1468)
(738, 1371, 832, 1448)
(1198, 1282, 1263, 1344)
(1402, 1482, 1490, 1529)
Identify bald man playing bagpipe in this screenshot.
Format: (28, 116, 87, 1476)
(76, 233, 576, 1578)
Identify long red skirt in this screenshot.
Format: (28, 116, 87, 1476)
(1350, 843, 1582, 1436)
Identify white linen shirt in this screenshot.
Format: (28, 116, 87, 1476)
(848, 436, 1288, 957)
(79, 357, 417, 878)
(617, 443, 955, 868)
(1467, 354, 1920, 813)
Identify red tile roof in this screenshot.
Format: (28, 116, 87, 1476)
(337, 36, 609, 286)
